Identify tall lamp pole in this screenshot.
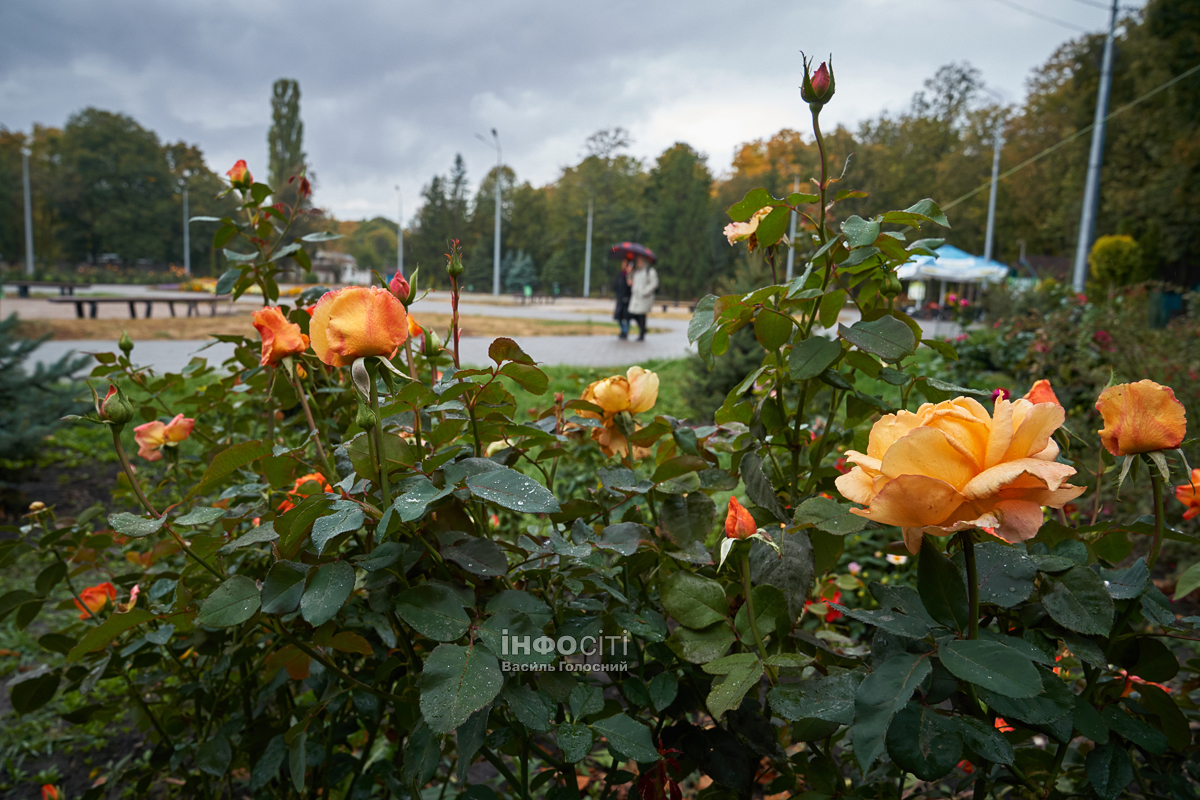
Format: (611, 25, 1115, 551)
(394, 185, 404, 278)
(1071, 0, 1120, 293)
(181, 181, 191, 275)
(982, 89, 1007, 265)
(583, 198, 594, 298)
(476, 129, 503, 295)
(21, 145, 34, 276)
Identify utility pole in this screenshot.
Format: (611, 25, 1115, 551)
(1071, 0, 1120, 293)
(785, 175, 799, 281)
(182, 183, 191, 275)
(21, 145, 34, 276)
(583, 198, 594, 298)
(983, 119, 1003, 263)
(475, 129, 503, 295)
(395, 185, 404, 278)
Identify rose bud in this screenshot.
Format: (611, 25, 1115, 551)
(97, 384, 135, 426)
(226, 160, 252, 188)
(801, 56, 836, 107)
(389, 272, 411, 303)
(725, 497, 757, 540)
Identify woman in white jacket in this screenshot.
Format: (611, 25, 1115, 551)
(625, 256, 659, 342)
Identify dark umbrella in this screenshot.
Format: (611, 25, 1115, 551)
(609, 242, 657, 264)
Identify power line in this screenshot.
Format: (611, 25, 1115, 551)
(988, 0, 1092, 33)
(1064, 0, 1111, 9)
(942, 60, 1200, 210)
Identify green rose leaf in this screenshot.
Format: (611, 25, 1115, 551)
(197, 576, 260, 629)
(853, 652, 931, 771)
(395, 584, 470, 641)
(107, 512, 165, 539)
(557, 722, 594, 763)
(299, 561, 355, 627)
(939, 639, 1043, 698)
(466, 468, 560, 514)
(1042, 565, 1115, 636)
(789, 335, 842, 381)
(660, 572, 727, 629)
(838, 316, 915, 363)
(419, 642, 503, 736)
(885, 704, 962, 782)
(591, 713, 660, 763)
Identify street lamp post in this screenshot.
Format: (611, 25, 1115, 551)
(981, 90, 1007, 265)
(785, 175, 799, 281)
(395, 185, 404, 278)
(21, 145, 34, 277)
(182, 182, 191, 275)
(476, 129, 502, 296)
(583, 198, 594, 298)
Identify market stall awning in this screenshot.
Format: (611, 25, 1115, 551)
(896, 244, 1009, 283)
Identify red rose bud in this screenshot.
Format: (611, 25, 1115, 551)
(389, 272, 411, 303)
(801, 55, 836, 107)
(226, 160, 252, 187)
(812, 62, 830, 96)
(298, 176, 312, 199)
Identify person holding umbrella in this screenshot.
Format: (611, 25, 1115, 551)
(612, 256, 633, 339)
(610, 242, 658, 342)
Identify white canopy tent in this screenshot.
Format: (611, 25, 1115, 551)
(897, 244, 1009, 306)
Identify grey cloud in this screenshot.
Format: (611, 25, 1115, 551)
(0, 0, 1129, 221)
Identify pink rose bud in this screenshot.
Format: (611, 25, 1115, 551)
(991, 387, 1011, 402)
(801, 56, 836, 107)
(389, 272, 411, 302)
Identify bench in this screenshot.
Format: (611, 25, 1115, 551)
(48, 295, 232, 319)
(7, 280, 93, 298)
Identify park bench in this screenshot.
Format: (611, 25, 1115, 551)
(47, 295, 232, 319)
(6, 280, 92, 298)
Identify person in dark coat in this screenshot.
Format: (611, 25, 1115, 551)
(613, 258, 633, 339)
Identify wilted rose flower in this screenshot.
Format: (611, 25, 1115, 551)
(835, 396, 1085, 553)
(723, 207, 772, 246)
(1096, 380, 1187, 456)
(309, 286, 409, 367)
(252, 306, 310, 366)
(134, 414, 195, 461)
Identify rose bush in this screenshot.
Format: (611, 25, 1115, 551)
(3, 57, 1198, 800)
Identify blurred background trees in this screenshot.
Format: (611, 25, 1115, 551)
(1, 0, 1197, 293)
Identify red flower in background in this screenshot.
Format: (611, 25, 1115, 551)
(74, 582, 116, 619)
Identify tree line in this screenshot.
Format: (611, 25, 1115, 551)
(2, 0, 1196, 293)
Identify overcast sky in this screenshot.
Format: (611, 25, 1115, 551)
(0, 0, 1130, 222)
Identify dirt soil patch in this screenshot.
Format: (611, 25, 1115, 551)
(15, 313, 639, 341)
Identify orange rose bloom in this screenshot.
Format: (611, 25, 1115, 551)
(835, 397, 1085, 553)
(583, 367, 659, 415)
(1023, 379, 1061, 407)
(133, 414, 195, 461)
(725, 497, 756, 539)
(1095, 380, 1187, 456)
(309, 286, 408, 367)
(408, 315, 424, 337)
(252, 306, 310, 366)
(74, 582, 117, 619)
(1176, 468, 1200, 521)
(278, 472, 332, 513)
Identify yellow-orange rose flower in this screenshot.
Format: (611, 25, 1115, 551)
(835, 396, 1085, 553)
(1176, 468, 1200, 521)
(1095, 380, 1187, 456)
(309, 286, 409, 367)
(1023, 379, 1061, 407)
(725, 497, 756, 539)
(252, 306, 309, 366)
(134, 414, 195, 461)
(582, 366, 659, 415)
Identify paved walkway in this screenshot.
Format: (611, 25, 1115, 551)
(19, 284, 963, 374)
